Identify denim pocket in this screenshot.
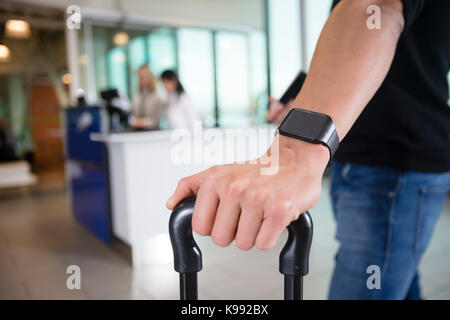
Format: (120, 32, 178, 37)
(340, 163, 400, 196)
(331, 163, 400, 256)
(334, 190, 392, 256)
(415, 185, 449, 255)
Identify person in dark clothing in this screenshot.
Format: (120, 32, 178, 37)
(326, 0, 450, 299)
(0, 118, 18, 162)
(167, 0, 450, 299)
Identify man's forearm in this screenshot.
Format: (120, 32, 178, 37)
(291, 0, 404, 141)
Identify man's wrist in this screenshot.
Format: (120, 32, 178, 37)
(278, 134, 330, 171)
(277, 107, 339, 160)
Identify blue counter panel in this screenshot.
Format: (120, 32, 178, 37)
(66, 107, 105, 165)
(69, 160, 112, 244)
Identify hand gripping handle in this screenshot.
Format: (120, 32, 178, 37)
(169, 196, 313, 300)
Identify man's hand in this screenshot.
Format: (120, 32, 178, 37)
(166, 136, 329, 251)
(166, 0, 405, 251)
(266, 97, 292, 124)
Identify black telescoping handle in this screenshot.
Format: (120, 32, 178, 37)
(168, 196, 313, 300)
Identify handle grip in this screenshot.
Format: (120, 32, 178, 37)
(279, 209, 313, 276)
(168, 196, 313, 300)
(168, 196, 202, 274)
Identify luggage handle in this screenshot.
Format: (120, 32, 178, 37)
(169, 196, 313, 300)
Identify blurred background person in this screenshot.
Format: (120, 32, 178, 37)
(131, 65, 164, 130)
(160, 70, 196, 129)
(0, 117, 18, 163)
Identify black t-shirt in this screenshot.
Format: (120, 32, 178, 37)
(332, 0, 450, 172)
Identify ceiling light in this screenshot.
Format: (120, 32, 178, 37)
(113, 32, 129, 46)
(5, 19, 31, 39)
(0, 44, 11, 62)
(62, 73, 72, 85)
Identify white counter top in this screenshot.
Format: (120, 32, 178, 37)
(91, 130, 174, 143)
(91, 124, 276, 144)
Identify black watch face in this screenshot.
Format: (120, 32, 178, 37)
(282, 109, 329, 139)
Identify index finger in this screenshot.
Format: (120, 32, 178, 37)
(166, 171, 207, 210)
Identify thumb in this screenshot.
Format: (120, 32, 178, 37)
(166, 172, 205, 210)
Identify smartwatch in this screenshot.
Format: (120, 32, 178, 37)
(277, 108, 339, 159)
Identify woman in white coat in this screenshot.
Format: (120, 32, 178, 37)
(160, 70, 196, 129)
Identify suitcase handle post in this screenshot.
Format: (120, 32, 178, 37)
(169, 196, 313, 300)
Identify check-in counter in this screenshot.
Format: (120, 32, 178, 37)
(65, 107, 112, 244)
(91, 124, 276, 269)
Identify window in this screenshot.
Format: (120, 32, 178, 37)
(99, 24, 268, 128)
(75, 2, 340, 129)
(268, 0, 302, 98)
(215, 31, 250, 128)
(107, 46, 128, 97)
(92, 26, 109, 97)
(128, 36, 147, 100)
(304, 0, 332, 67)
(147, 28, 177, 77)
(177, 28, 215, 127)
(249, 30, 268, 124)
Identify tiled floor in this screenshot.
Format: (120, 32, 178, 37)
(0, 178, 449, 300)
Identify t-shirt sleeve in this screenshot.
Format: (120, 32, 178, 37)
(402, 0, 426, 30)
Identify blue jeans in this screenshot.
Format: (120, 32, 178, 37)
(329, 161, 450, 300)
